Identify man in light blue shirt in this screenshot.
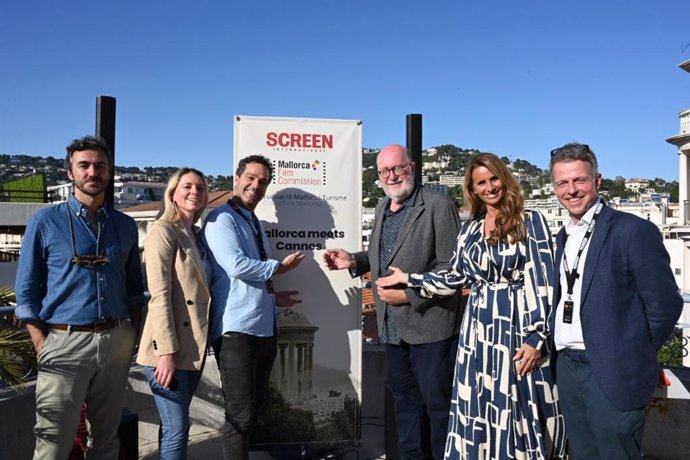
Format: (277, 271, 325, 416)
(203, 154, 303, 460)
(15, 135, 145, 459)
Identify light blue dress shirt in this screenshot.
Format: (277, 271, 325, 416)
(202, 203, 279, 341)
(14, 194, 145, 325)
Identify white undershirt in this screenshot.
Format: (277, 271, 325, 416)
(554, 200, 601, 351)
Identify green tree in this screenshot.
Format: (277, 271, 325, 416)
(362, 167, 384, 207)
(448, 185, 464, 207)
(209, 175, 233, 191)
(657, 335, 683, 367)
(0, 286, 37, 389)
(513, 159, 545, 177)
(601, 178, 635, 199)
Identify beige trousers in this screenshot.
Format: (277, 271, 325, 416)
(32, 322, 135, 460)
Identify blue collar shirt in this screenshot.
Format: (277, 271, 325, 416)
(14, 194, 145, 325)
(202, 203, 280, 342)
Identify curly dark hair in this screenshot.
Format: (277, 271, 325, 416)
(236, 155, 274, 182)
(64, 135, 113, 170)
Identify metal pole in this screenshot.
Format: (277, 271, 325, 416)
(406, 114, 422, 185)
(95, 96, 116, 208)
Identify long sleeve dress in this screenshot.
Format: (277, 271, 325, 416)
(409, 210, 566, 460)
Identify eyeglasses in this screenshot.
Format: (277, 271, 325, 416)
(377, 163, 412, 179)
(67, 207, 109, 267)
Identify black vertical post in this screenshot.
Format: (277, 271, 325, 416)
(406, 114, 422, 185)
(95, 96, 116, 208)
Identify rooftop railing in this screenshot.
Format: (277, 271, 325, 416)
(0, 189, 59, 203)
(0, 251, 19, 262)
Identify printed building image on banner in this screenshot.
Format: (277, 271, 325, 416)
(234, 115, 363, 450)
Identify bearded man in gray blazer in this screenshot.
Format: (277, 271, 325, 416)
(325, 144, 462, 459)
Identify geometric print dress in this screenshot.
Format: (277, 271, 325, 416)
(409, 210, 566, 460)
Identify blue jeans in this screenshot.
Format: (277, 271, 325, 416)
(144, 366, 202, 460)
(386, 334, 458, 460)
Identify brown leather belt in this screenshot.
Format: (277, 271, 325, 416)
(47, 319, 122, 332)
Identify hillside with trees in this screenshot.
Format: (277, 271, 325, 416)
(0, 149, 679, 206)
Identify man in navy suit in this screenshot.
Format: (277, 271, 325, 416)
(549, 143, 683, 460)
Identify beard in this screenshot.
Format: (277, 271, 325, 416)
(382, 176, 415, 202)
(73, 177, 107, 197)
(238, 187, 264, 209)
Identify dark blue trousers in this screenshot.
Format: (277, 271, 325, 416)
(557, 350, 646, 460)
(386, 334, 458, 460)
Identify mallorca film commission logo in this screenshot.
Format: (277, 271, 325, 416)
(272, 159, 327, 186)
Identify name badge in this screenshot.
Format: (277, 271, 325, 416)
(563, 300, 574, 324)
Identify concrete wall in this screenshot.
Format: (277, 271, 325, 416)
(664, 239, 685, 292)
(642, 399, 690, 459)
(0, 382, 37, 460)
(4, 352, 690, 459)
(0, 261, 18, 287)
(0, 202, 52, 226)
(0, 359, 225, 460)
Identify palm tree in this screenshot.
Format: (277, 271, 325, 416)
(0, 286, 36, 389)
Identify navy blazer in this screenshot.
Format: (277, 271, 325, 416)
(551, 204, 683, 410)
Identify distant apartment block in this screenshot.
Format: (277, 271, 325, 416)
(625, 178, 650, 192)
(423, 183, 449, 195)
(439, 173, 464, 187)
(48, 179, 167, 209)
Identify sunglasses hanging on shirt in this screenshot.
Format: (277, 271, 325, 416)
(67, 206, 109, 267)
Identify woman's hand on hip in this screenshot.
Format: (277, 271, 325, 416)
(154, 354, 177, 389)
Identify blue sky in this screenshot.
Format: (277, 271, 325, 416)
(2, 1, 689, 180)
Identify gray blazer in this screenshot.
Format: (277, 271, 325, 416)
(353, 187, 463, 344)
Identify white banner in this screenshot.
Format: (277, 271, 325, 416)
(234, 115, 362, 449)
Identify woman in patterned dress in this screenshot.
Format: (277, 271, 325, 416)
(377, 153, 566, 460)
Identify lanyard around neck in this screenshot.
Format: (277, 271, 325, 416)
(227, 199, 268, 261)
(562, 201, 604, 297)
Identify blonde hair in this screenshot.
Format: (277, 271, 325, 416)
(464, 153, 526, 245)
(156, 168, 209, 224)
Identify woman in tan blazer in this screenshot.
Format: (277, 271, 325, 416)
(136, 168, 211, 460)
